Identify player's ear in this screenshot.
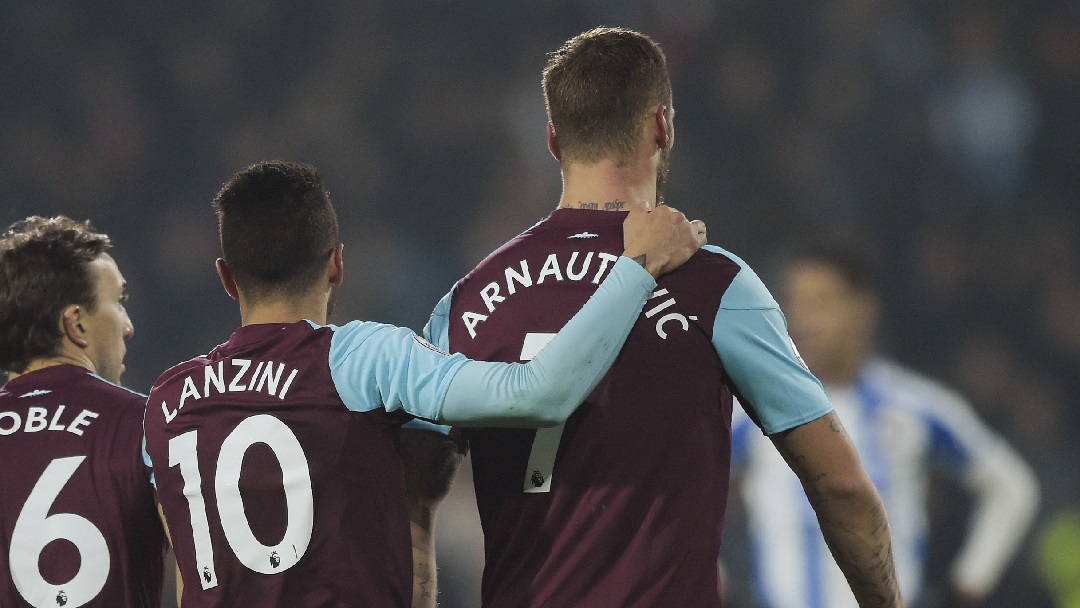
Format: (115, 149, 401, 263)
(216, 258, 240, 301)
(547, 122, 561, 161)
(327, 244, 344, 287)
(61, 304, 89, 348)
(653, 105, 671, 150)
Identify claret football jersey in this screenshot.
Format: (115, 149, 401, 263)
(144, 256, 662, 608)
(425, 208, 833, 608)
(0, 365, 165, 608)
(143, 320, 467, 608)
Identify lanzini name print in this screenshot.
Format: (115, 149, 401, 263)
(160, 358, 300, 423)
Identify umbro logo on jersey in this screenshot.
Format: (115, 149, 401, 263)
(19, 389, 52, 398)
(568, 231, 599, 239)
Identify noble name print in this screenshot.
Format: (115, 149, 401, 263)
(0, 406, 98, 436)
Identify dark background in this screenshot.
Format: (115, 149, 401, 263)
(3, 1, 1077, 606)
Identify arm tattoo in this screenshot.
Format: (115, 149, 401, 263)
(829, 415, 844, 433)
(774, 417, 901, 607)
(415, 566, 434, 599)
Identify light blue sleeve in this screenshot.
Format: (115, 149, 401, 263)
(404, 292, 457, 434)
(328, 320, 470, 421)
(709, 248, 833, 435)
(329, 256, 656, 428)
(439, 256, 656, 427)
(423, 290, 452, 351)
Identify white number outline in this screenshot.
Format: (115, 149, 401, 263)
(168, 414, 315, 590)
(9, 456, 110, 608)
(520, 333, 566, 493)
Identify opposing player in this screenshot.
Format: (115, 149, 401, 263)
(0, 216, 166, 607)
(142, 160, 703, 607)
(730, 240, 1039, 608)
(424, 27, 904, 607)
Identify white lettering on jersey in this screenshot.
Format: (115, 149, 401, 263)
(505, 260, 532, 295)
(537, 254, 564, 284)
(0, 406, 99, 436)
(480, 283, 504, 312)
(460, 250, 620, 339)
(646, 288, 698, 340)
(161, 359, 301, 423)
(228, 359, 251, 392)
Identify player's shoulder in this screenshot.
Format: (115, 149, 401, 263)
(149, 354, 214, 395)
(677, 244, 778, 310)
(86, 373, 147, 403)
(324, 319, 398, 342)
(324, 319, 414, 364)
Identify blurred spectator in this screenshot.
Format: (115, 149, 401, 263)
(729, 240, 1040, 608)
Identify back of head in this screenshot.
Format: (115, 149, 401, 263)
(0, 216, 111, 374)
(542, 27, 672, 164)
(213, 161, 340, 302)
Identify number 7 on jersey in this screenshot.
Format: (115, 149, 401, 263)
(521, 333, 565, 494)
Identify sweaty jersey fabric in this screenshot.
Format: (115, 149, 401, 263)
(0, 365, 164, 608)
(425, 208, 832, 608)
(731, 357, 1039, 608)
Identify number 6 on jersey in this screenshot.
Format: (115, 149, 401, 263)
(9, 456, 109, 608)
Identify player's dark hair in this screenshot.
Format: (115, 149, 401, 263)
(213, 161, 340, 302)
(0, 216, 111, 374)
(792, 238, 881, 295)
(543, 27, 672, 164)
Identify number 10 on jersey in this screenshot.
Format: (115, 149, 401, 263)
(168, 414, 315, 589)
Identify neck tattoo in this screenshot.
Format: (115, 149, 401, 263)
(563, 200, 626, 211)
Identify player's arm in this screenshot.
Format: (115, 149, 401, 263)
(709, 255, 902, 607)
(398, 427, 466, 608)
(770, 412, 904, 607)
(435, 253, 652, 426)
(932, 398, 1040, 604)
(331, 208, 704, 426)
(158, 503, 184, 607)
(437, 206, 701, 426)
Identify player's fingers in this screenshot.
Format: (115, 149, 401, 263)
(690, 219, 707, 245)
